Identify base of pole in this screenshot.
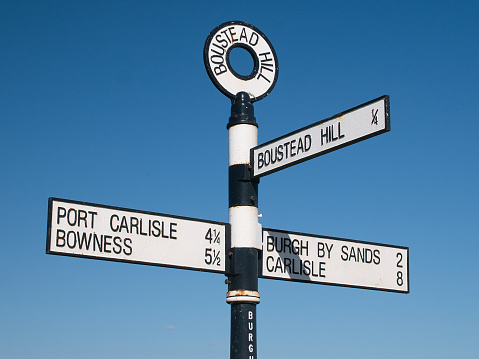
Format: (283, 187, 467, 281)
(230, 302, 257, 359)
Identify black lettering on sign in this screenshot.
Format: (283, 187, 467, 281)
(290, 139, 296, 157)
(283, 257, 292, 273)
(266, 236, 309, 256)
(341, 245, 380, 265)
(311, 260, 319, 277)
(266, 256, 329, 278)
(274, 257, 283, 272)
(373, 249, 380, 265)
(67, 209, 76, 226)
(317, 242, 333, 259)
(170, 222, 178, 239)
(123, 238, 133, 255)
(297, 135, 311, 153)
(319, 261, 326, 278)
(56, 229, 65, 247)
(266, 236, 274, 252)
(57, 207, 97, 228)
(249, 32, 259, 46)
(215, 35, 228, 49)
(265, 256, 274, 272)
(209, 26, 262, 79)
(67, 231, 76, 249)
(94, 233, 103, 251)
(152, 220, 161, 237)
(301, 240, 309, 256)
(220, 29, 231, 43)
(257, 52, 273, 83)
(57, 207, 66, 224)
(228, 27, 238, 43)
(371, 109, 378, 125)
(120, 216, 129, 232)
(396, 252, 403, 286)
(239, 28, 248, 42)
(103, 235, 112, 253)
(77, 232, 92, 250)
(321, 123, 345, 146)
(109, 214, 177, 239)
(54, 229, 133, 256)
(214, 63, 227, 76)
(277, 144, 284, 161)
(113, 237, 122, 254)
(210, 34, 228, 76)
(256, 134, 312, 170)
(396, 252, 403, 268)
(283, 141, 290, 158)
(303, 260, 311, 276)
(130, 217, 139, 235)
(257, 152, 264, 169)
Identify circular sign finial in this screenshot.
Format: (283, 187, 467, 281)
(204, 21, 279, 102)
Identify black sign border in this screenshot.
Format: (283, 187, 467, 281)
(251, 95, 391, 178)
(46, 197, 229, 275)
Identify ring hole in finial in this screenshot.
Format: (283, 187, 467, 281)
(226, 44, 259, 81)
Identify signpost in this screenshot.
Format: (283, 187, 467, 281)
(46, 20, 409, 359)
(47, 198, 227, 273)
(261, 228, 409, 293)
(251, 95, 390, 178)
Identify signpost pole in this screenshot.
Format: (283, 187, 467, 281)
(226, 92, 261, 359)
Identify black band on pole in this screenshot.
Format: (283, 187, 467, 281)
(229, 164, 259, 207)
(227, 247, 259, 291)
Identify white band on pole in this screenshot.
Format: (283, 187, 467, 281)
(229, 124, 258, 165)
(229, 206, 260, 249)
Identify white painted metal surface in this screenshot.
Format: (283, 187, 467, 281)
(229, 206, 260, 249)
(262, 228, 409, 293)
(251, 96, 390, 178)
(229, 124, 258, 165)
(47, 198, 226, 273)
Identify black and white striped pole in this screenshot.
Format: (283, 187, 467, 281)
(227, 91, 260, 359)
(204, 21, 278, 359)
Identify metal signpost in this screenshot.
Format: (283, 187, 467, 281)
(46, 20, 409, 359)
(204, 21, 279, 359)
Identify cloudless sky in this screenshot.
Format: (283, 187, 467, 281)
(1, 1, 478, 358)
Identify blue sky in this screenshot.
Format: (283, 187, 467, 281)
(1, 1, 478, 358)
